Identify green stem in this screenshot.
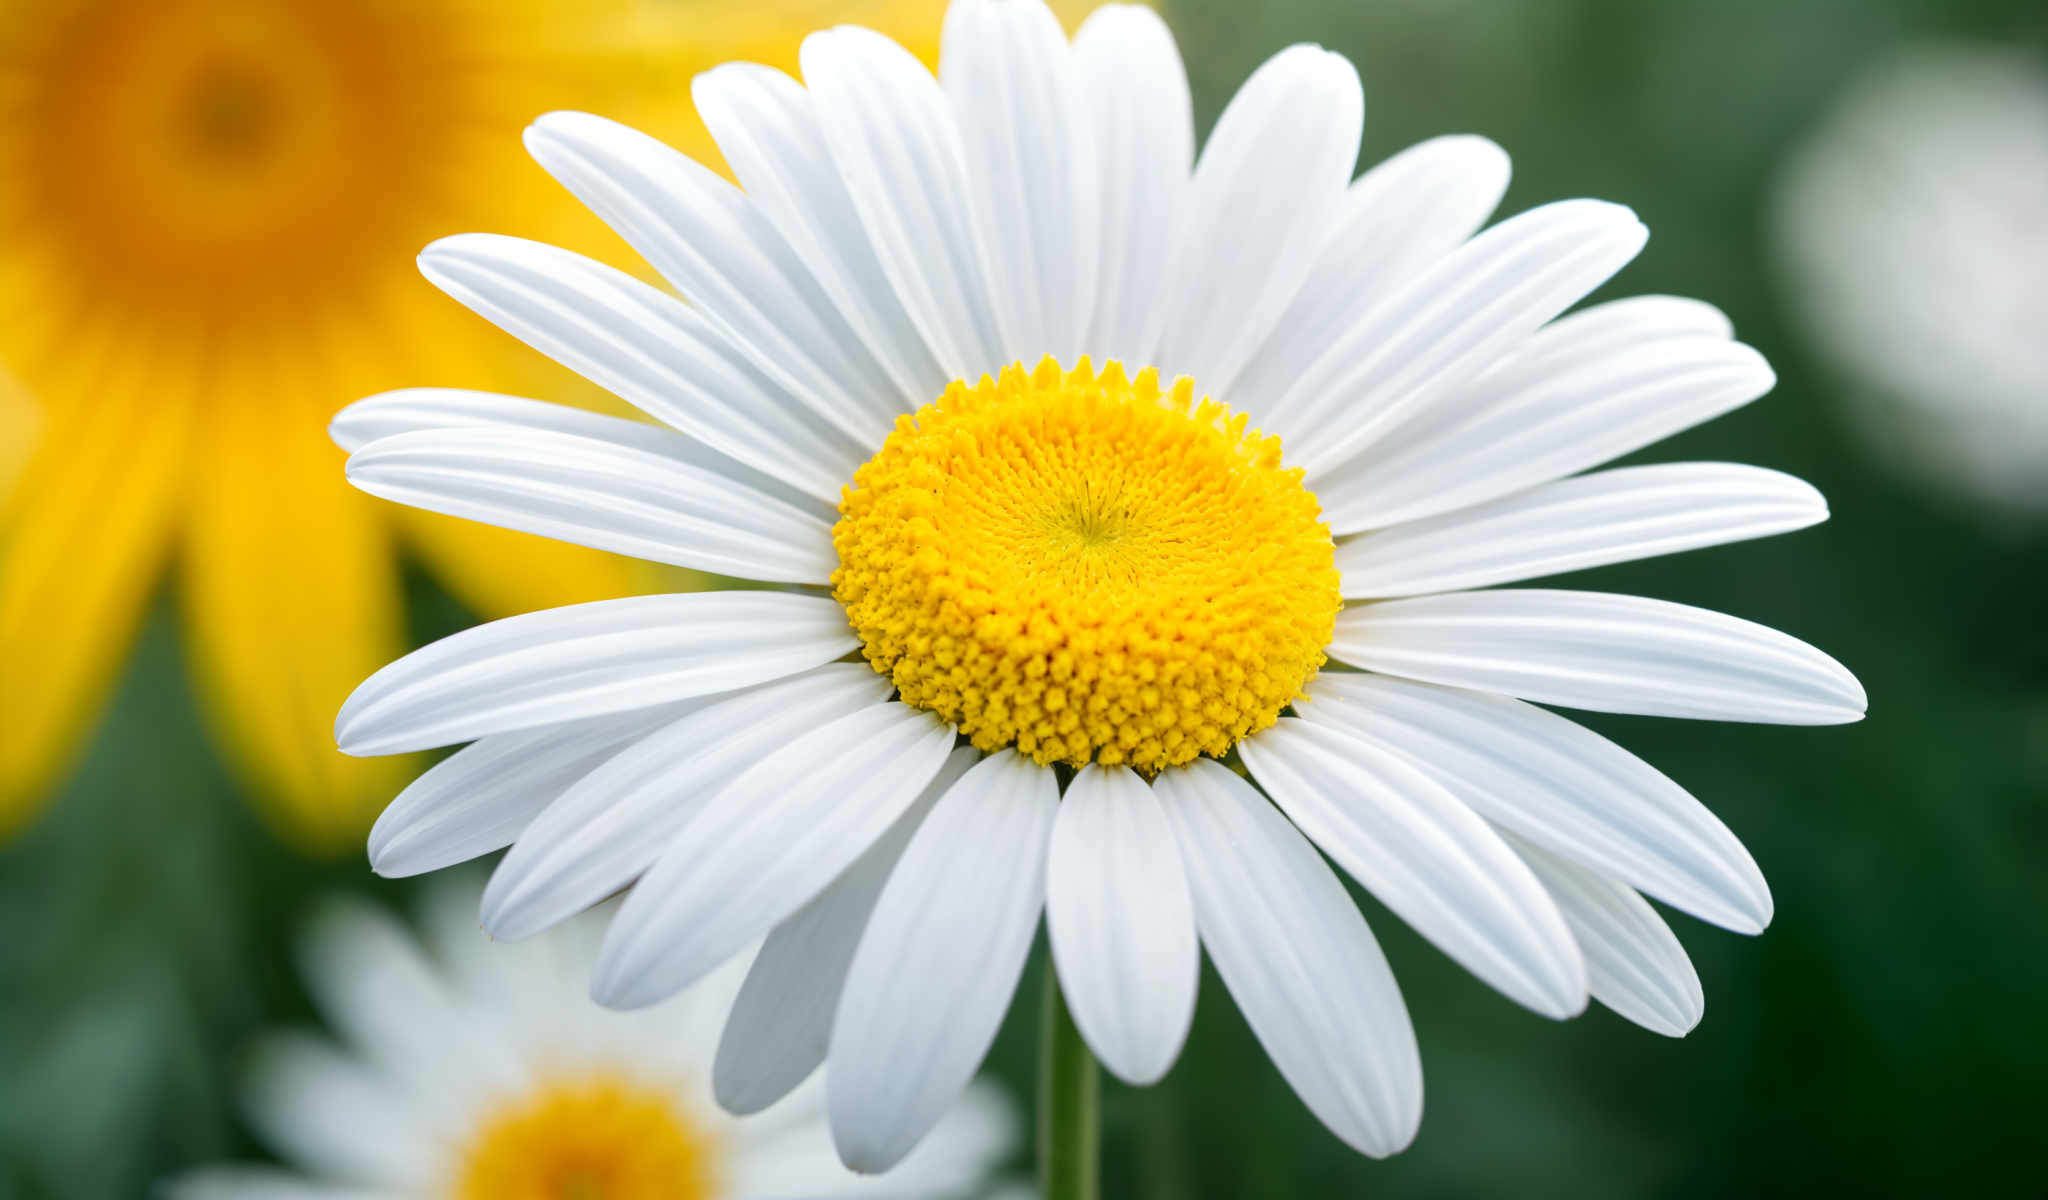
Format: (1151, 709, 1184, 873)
(1037, 965, 1101, 1200)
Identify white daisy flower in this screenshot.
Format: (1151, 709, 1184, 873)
(333, 0, 1866, 1173)
(1775, 40, 2048, 519)
(169, 881, 1015, 1199)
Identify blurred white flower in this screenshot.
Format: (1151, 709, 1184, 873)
(1776, 41, 2048, 517)
(169, 881, 1015, 1200)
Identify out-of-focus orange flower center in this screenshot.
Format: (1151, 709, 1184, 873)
(9, 0, 462, 325)
(454, 1075, 719, 1200)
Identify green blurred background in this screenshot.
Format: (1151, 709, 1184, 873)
(4, 0, 2044, 1196)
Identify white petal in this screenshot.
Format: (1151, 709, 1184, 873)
(1329, 589, 1867, 724)
(330, 388, 816, 512)
(345, 425, 836, 582)
(1073, 3, 1192, 363)
(802, 25, 1005, 382)
(1329, 293, 1733, 479)
(240, 1036, 433, 1188)
(417, 235, 868, 499)
(367, 706, 688, 878)
(1505, 834, 1705, 1037)
(827, 750, 1057, 1173)
(1156, 44, 1361, 394)
(1319, 334, 1773, 532)
(1300, 673, 1773, 933)
(335, 592, 855, 756)
(1152, 760, 1421, 1158)
(1281, 200, 1649, 477)
(1236, 135, 1511, 422)
(296, 901, 523, 1104)
(593, 702, 957, 1009)
(1240, 719, 1588, 1018)
(480, 665, 894, 942)
(334, 388, 663, 455)
(726, 1081, 1018, 1199)
(714, 747, 982, 1117)
(942, 0, 1099, 364)
(1487, 293, 1735, 379)
(1045, 764, 1198, 1085)
(691, 62, 947, 406)
(523, 112, 906, 448)
(1338, 463, 1829, 597)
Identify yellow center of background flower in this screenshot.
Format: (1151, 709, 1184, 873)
(9, 0, 465, 326)
(834, 358, 1339, 772)
(455, 1076, 717, 1200)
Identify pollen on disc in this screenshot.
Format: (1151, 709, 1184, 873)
(832, 356, 1340, 772)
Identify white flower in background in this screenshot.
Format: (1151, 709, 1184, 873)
(170, 882, 1014, 1199)
(1776, 41, 2048, 518)
(332, 0, 1865, 1171)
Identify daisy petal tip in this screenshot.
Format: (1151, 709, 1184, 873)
(1658, 993, 1707, 1038)
(709, 1047, 783, 1119)
(587, 962, 664, 1013)
(827, 1111, 918, 1178)
(1077, 1, 1170, 38)
(523, 109, 608, 145)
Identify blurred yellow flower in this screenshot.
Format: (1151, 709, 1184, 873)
(0, 371, 31, 501)
(0, 0, 957, 851)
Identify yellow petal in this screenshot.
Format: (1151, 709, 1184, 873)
(180, 335, 412, 854)
(0, 319, 188, 838)
(0, 367, 32, 501)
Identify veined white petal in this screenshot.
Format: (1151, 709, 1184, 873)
(802, 25, 1005, 383)
(417, 235, 867, 501)
(1283, 200, 1648, 477)
(480, 665, 894, 942)
(1240, 720, 1588, 1018)
(345, 425, 836, 582)
(714, 747, 980, 1117)
(828, 750, 1057, 1174)
(593, 702, 957, 1009)
(1505, 834, 1704, 1037)
(1338, 463, 1829, 597)
(330, 388, 816, 516)
(691, 62, 948, 406)
(1336, 293, 1736, 478)
(1045, 764, 1198, 1086)
(1486, 294, 1735, 380)
(367, 705, 690, 878)
(942, 0, 1099, 364)
(1320, 334, 1773, 532)
(1299, 674, 1771, 933)
(241, 1035, 433, 1189)
(1152, 760, 1421, 1158)
(1156, 44, 1362, 394)
(1073, 3, 1191, 364)
(1238, 135, 1511, 422)
(523, 112, 905, 447)
(335, 388, 650, 455)
(335, 592, 856, 756)
(1330, 589, 1867, 724)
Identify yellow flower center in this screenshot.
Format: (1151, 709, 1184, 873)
(833, 357, 1339, 772)
(454, 1076, 718, 1200)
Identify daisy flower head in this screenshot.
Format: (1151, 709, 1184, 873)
(0, 0, 962, 849)
(337, 0, 1867, 1171)
(170, 880, 1015, 1199)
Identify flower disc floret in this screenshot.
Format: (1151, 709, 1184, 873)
(832, 356, 1339, 771)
